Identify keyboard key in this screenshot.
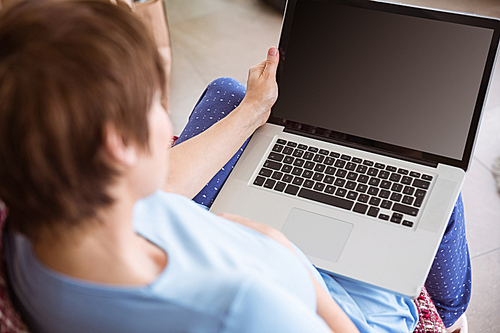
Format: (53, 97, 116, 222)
(303, 152, 314, 160)
(345, 162, 356, 171)
(378, 170, 390, 179)
(334, 178, 346, 187)
(314, 182, 325, 191)
(402, 220, 414, 227)
(253, 176, 265, 186)
(386, 165, 397, 172)
(314, 164, 326, 172)
(298, 144, 308, 150)
(397, 168, 409, 175)
(323, 175, 334, 184)
(336, 169, 347, 178)
(355, 184, 368, 193)
(390, 192, 402, 202)
(353, 203, 368, 214)
(302, 170, 313, 178)
(303, 180, 314, 188)
(358, 175, 369, 183)
(334, 160, 346, 168)
(325, 166, 336, 175)
(304, 161, 315, 170)
(379, 190, 390, 199)
(271, 171, 283, 180)
(347, 172, 358, 180)
(367, 206, 380, 217)
(272, 144, 284, 152)
(287, 141, 297, 147)
(329, 152, 340, 158)
(259, 168, 273, 177)
(410, 171, 421, 178)
(367, 167, 379, 176)
(298, 188, 354, 210)
(368, 177, 380, 186)
(363, 160, 374, 166)
(264, 179, 276, 189)
(389, 173, 401, 182)
(401, 176, 412, 185)
(347, 191, 358, 200)
(313, 173, 324, 181)
(283, 147, 294, 155)
(356, 165, 368, 173)
(293, 159, 305, 167)
(292, 167, 303, 176)
(352, 157, 362, 163)
(335, 188, 347, 197)
(277, 139, 287, 145)
(325, 185, 336, 194)
(380, 180, 391, 189)
(341, 154, 351, 161)
(319, 149, 329, 155)
(390, 213, 403, 224)
(274, 182, 286, 192)
(283, 174, 293, 183)
(284, 156, 294, 164)
(414, 190, 426, 207)
(292, 149, 304, 158)
(313, 154, 325, 163)
(381, 200, 392, 209)
(292, 177, 304, 186)
(375, 163, 385, 169)
(369, 197, 381, 206)
(393, 203, 419, 217)
(345, 181, 356, 190)
(368, 186, 379, 196)
(413, 179, 431, 189)
(308, 146, 319, 153)
(422, 174, 433, 181)
(268, 152, 284, 162)
(378, 213, 390, 221)
(391, 183, 403, 192)
(324, 157, 335, 165)
(285, 184, 299, 195)
(357, 194, 369, 203)
(403, 186, 414, 195)
(402, 195, 414, 205)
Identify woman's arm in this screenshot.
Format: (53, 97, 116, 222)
(219, 213, 360, 333)
(163, 47, 279, 198)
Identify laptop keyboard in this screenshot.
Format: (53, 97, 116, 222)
(253, 139, 434, 228)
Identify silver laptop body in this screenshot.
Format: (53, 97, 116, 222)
(210, 0, 500, 298)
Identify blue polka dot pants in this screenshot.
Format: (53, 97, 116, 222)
(174, 77, 248, 207)
(424, 193, 471, 327)
(176, 77, 472, 328)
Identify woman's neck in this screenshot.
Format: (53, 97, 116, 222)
(32, 192, 168, 286)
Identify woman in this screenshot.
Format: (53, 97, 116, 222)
(0, 0, 469, 332)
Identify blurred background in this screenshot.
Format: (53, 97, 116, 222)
(164, 0, 500, 331)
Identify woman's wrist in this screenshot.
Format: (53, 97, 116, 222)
(232, 100, 269, 135)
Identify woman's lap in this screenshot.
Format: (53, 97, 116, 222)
(176, 77, 471, 327)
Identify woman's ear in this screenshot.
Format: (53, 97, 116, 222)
(103, 123, 137, 167)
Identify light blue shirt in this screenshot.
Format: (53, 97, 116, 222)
(5, 191, 417, 332)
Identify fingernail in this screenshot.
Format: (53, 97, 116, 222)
(269, 47, 277, 56)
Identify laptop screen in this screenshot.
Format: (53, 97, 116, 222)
(270, 0, 500, 170)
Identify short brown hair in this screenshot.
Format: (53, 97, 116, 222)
(0, 0, 166, 237)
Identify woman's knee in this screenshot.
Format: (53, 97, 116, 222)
(204, 77, 246, 110)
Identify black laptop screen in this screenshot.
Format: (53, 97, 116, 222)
(271, 0, 498, 168)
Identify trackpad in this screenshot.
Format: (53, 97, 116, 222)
(281, 208, 354, 263)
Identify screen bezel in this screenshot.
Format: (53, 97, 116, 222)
(270, 0, 500, 171)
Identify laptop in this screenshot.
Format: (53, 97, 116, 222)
(210, 0, 500, 298)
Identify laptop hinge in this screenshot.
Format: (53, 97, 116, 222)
(283, 128, 439, 168)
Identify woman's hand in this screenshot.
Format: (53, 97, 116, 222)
(241, 47, 280, 129)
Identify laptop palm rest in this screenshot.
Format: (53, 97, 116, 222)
(281, 208, 354, 263)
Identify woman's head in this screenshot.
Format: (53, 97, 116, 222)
(0, 0, 168, 238)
